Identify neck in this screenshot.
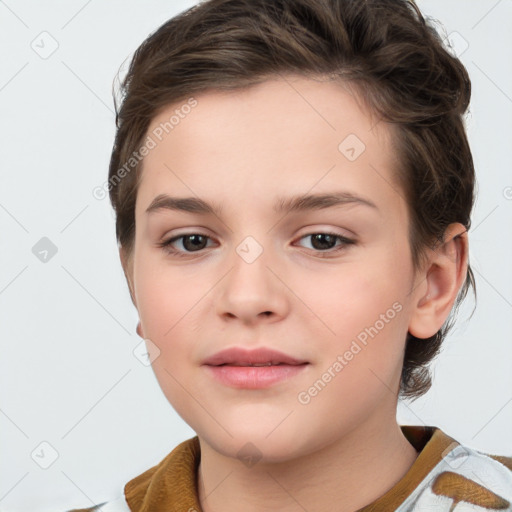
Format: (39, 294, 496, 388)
(197, 416, 418, 512)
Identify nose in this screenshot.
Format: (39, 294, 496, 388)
(215, 240, 289, 325)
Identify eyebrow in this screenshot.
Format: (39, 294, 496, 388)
(145, 191, 378, 216)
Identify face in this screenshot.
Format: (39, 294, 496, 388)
(128, 76, 422, 462)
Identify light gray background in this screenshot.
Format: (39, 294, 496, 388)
(1, 1, 511, 510)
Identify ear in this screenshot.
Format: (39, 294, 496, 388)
(408, 223, 469, 339)
(119, 245, 137, 308)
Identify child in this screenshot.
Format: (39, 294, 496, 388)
(69, 0, 512, 510)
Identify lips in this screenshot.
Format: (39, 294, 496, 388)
(203, 347, 309, 389)
(202, 347, 308, 367)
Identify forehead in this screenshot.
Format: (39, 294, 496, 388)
(136, 76, 402, 217)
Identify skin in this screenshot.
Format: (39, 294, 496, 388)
(121, 75, 468, 512)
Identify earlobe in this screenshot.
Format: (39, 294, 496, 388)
(136, 321, 144, 338)
(408, 223, 469, 339)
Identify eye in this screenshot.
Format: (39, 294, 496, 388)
(158, 233, 214, 257)
(295, 232, 355, 254)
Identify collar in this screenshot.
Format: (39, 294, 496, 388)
(124, 425, 457, 512)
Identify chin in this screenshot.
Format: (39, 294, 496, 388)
(197, 422, 317, 466)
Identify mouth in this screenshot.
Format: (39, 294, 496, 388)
(202, 347, 309, 389)
(204, 362, 309, 389)
(213, 361, 306, 367)
(202, 347, 309, 367)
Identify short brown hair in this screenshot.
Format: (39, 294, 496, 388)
(108, 0, 476, 400)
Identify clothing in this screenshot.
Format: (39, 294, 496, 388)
(66, 425, 512, 512)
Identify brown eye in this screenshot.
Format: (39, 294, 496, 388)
(180, 234, 209, 251)
(309, 233, 338, 250)
(159, 233, 213, 256)
(297, 232, 355, 252)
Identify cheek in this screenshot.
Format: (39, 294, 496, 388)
(300, 253, 411, 383)
(300, 258, 408, 336)
(134, 250, 200, 339)
(297, 274, 408, 420)
(134, 263, 203, 413)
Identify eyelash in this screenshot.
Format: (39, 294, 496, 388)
(157, 231, 356, 258)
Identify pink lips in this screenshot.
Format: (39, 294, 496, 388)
(203, 347, 308, 366)
(202, 347, 309, 389)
